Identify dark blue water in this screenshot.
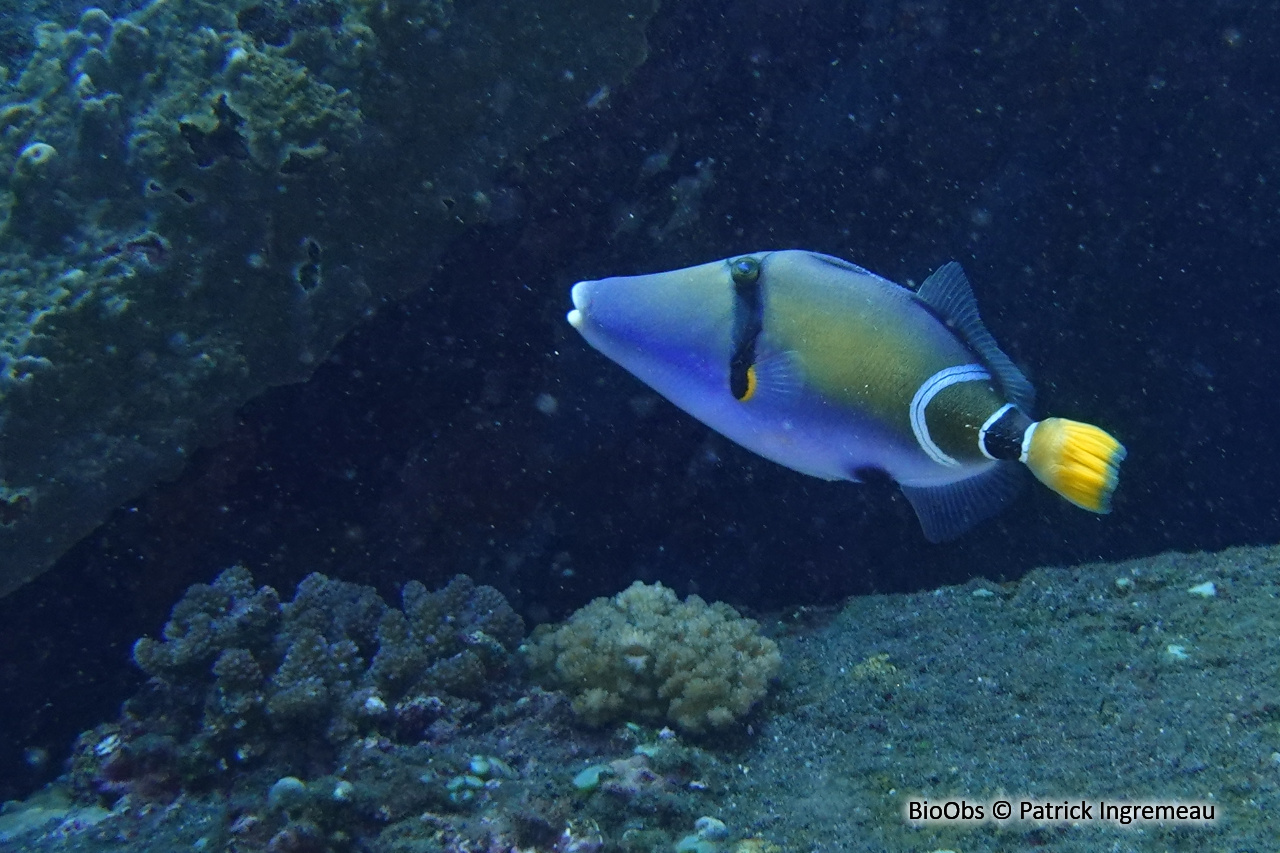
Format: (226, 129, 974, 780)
(3, 0, 1277, 800)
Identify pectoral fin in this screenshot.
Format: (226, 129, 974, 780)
(741, 349, 806, 403)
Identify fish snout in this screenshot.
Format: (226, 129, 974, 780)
(567, 280, 594, 329)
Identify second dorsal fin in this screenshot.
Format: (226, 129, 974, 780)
(916, 262, 1035, 411)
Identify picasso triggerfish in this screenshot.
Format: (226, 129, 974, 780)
(567, 250, 1126, 541)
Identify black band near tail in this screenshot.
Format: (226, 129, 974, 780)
(729, 256, 764, 400)
(981, 405, 1034, 461)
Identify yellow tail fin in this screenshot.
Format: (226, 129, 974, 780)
(1022, 417, 1126, 513)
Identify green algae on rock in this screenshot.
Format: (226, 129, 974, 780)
(0, 0, 661, 597)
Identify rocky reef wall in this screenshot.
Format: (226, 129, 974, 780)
(0, 0, 659, 596)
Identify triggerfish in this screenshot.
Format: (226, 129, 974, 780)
(566, 250, 1126, 541)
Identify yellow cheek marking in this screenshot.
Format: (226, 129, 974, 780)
(739, 365, 758, 402)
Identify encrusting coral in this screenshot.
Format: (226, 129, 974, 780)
(525, 581, 781, 733)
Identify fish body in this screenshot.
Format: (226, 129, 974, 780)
(567, 250, 1125, 540)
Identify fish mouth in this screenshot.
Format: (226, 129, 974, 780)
(566, 280, 592, 330)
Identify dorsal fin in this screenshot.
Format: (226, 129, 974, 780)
(916, 262, 1035, 411)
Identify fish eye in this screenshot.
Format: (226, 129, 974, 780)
(730, 256, 760, 286)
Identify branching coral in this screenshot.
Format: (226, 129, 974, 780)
(119, 567, 525, 787)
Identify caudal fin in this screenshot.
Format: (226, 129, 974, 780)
(1022, 417, 1126, 513)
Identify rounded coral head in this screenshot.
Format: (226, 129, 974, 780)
(525, 580, 781, 733)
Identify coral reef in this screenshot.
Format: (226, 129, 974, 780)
(58, 708, 734, 852)
(45, 568, 752, 851)
(76, 567, 524, 796)
(17, 543, 1280, 851)
(525, 581, 781, 733)
(0, 0, 661, 597)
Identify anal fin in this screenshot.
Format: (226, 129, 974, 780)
(899, 462, 1024, 542)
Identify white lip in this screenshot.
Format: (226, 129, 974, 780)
(567, 281, 592, 329)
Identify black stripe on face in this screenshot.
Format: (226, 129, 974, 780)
(729, 256, 763, 400)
